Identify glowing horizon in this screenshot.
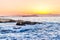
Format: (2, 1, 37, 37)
(0, 0, 60, 16)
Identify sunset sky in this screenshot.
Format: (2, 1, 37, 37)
(0, 0, 60, 16)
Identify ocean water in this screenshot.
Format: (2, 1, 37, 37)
(0, 17, 60, 40)
(0, 22, 60, 40)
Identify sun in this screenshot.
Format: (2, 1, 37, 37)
(32, 5, 51, 14)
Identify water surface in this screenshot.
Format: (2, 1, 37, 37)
(0, 22, 60, 40)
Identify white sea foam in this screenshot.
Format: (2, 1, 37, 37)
(0, 17, 60, 40)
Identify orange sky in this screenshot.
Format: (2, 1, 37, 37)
(0, 0, 60, 16)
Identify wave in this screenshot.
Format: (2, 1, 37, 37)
(0, 22, 60, 40)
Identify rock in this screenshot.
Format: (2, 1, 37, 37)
(0, 18, 16, 23)
(8, 19, 16, 22)
(24, 21, 32, 25)
(16, 20, 43, 26)
(16, 20, 25, 26)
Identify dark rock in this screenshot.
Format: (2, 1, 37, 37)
(8, 19, 16, 22)
(0, 21, 3, 23)
(24, 21, 32, 25)
(16, 20, 25, 26)
(16, 20, 43, 26)
(0, 19, 16, 23)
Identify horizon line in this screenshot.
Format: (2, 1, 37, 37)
(0, 14, 60, 17)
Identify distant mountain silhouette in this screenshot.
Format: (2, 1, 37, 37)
(13, 14, 60, 17)
(0, 14, 60, 17)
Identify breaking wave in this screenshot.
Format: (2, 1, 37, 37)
(0, 22, 60, 40)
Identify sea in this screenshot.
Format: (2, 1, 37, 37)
(0, 16, 60, 40)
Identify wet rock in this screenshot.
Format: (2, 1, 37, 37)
(16, 20, 25, 25)
(8, 19, 16, 22)
(0, 19, 16, 23)
(16, 20, 43, 26)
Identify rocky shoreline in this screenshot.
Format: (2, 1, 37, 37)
(16, 20, 43, 25)
(0, 18, 16, 23)
(0, 18, 43, 25)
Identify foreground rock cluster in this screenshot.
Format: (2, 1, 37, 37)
(0, 18, 43, 25)
(16, 20, 43, 25)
